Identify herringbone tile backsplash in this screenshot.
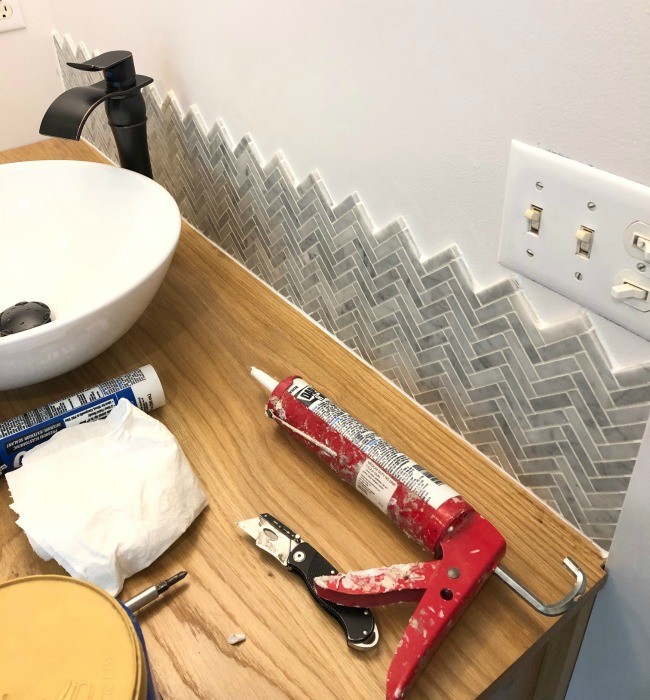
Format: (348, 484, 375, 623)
(56, 35, 650, 550)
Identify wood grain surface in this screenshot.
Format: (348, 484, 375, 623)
(0, 140, 606, 699)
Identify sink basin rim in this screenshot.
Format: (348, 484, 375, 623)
(0, 159, 181, 348)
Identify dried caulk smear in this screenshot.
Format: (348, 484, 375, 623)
(272, 414, 337, 457)
(227, 632, 246, 645)
(316, 562, 430, 594)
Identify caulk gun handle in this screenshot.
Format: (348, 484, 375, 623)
(315, 512, 505, 697)
(387, 514, 505, 700)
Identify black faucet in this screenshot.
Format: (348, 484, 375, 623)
(40, 51, 154, 178)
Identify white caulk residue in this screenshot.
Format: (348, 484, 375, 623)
(227, 632, 246, 645)
(257, 527, 292, 565)
(271, 414, 337, 457)
(316, 562, 429, 594)
(268, 395, 287, 421)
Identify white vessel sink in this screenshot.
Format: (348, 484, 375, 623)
(0, 160, 181, 390)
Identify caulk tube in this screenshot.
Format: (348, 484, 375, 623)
(251, 368, 473, 554)
(0, 365, 165, 474)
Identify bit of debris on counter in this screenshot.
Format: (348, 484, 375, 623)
(227, 632, 247, 645)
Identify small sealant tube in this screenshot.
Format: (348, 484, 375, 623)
(0, 365, 165, 474)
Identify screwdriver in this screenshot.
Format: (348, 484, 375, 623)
(123, 571, 188, 612)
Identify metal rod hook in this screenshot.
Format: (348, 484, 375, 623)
(494, 557, 587, 616)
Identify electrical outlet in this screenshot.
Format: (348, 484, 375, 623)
(0, 0, 26, 33)
(498, 141, 650, 340)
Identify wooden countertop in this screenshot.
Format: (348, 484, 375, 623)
(0, 140, 606, 699)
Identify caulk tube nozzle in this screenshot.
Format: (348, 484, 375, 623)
(251, 367, 280, 394)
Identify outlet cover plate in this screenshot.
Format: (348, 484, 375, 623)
(499, 141, 650, 340)
(0, 0, 26, 33)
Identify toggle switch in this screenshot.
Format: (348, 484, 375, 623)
(611, 270, 650, 313)
(611, 270, 650, 312)
(575, 226, 594, 259)
(524, 205, 542, 234)
(632, 233, 650, 261)
(611, 282, 648, 301)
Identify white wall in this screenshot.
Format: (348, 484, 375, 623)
(46, 0, 650, 368)
(567, 422, 650, 698)
(11, 1, 650, 692)
(0, 0, 60, 150)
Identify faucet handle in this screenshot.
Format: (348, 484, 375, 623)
(68, 51, 137, 90)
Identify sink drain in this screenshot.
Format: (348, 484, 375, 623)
(0, 301, 52, 337)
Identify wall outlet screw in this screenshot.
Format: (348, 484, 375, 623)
(535, 181, 544, 190)
(638, 262, 647, 272)
(575, 272, 583, 280)
(526, 249, 534, 257)
(587, 201, 596, 210)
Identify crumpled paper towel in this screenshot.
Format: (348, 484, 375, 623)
(6, 399, 208, 595)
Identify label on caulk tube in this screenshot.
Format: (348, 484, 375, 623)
(287, 378, 459, 509)
(355, 459, 398, 514)
(0, 365, 165, 474)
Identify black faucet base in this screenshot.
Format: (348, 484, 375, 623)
(110, 121, 153, 179)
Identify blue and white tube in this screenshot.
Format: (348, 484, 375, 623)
(0, 365, 165, 474)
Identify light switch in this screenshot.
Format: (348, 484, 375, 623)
(524, 206, 542, 234)
(575, 226, 594, 258)
(611, 270, 650, 312)
(611, 282, 648, 301)
(632, 233, 650, 261)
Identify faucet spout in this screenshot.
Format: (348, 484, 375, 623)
(39, 51, 154, 179)
(40, 84, 112, 141)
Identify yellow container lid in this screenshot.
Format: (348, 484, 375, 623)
(0, 575, 147, 699)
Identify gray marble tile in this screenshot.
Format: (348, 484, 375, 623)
(588, 492, 627, 509)
(616, 363, 650, 388)
(607, 404, 650, 426)
(611, 386, 650, 408)
(602, 423, 648, 442)
(519, 472, 557, 488)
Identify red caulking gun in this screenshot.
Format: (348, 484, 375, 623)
(252, 368, 587, 699)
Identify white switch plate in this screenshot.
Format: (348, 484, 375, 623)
(0, 0, 26, 33)
(499, 141, 650, 340)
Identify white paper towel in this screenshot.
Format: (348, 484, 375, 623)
(6, 399, 208, 595)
